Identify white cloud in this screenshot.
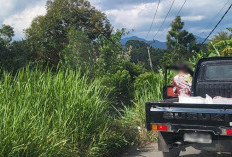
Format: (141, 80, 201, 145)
(103, 0, 231, 40)
(182, 16, 204, 21)
(105, 2, 162, 30)
(89, 0, 102, 10)
(3, 1, 46, 39)
(1, 0, 231, 41)
(0, 2, 14, 17)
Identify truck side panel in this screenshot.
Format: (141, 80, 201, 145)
(146, 102, 232, 132)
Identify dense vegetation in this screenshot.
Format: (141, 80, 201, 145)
(0, 0, 232, 156)
(0, 67, 164, 156)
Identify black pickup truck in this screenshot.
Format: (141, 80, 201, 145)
(146, 57, 232, 157)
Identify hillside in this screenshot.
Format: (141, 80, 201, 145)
(121, 36, 167, 49)
(121, 36, 208, 49)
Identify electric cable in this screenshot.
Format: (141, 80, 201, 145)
(201, 3, 232, 44)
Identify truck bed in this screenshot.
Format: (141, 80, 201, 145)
(146, 102, 232, 135)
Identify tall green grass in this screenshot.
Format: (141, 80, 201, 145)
(0, 68, 164, 156)
(0, 67, 127, 156)
(120, 72, 164, 145)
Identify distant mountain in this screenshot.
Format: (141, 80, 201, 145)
(121, 36, 167, 49)
(121, 35, 208, 50)
(195, 35, 209, 44)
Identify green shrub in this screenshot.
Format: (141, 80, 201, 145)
(102, 70, 134, 108)
(0, 67, 129, 156)
(120, 72, 164, 145)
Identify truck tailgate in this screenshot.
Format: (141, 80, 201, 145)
(146, 102, 232, 133)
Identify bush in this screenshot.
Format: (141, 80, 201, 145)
(101, 61, 146, 109)
(102, 70, 134, 108)
(119, 72, 164, 146)
(0, 67, 130, 156)
(0, 65, 165, 156)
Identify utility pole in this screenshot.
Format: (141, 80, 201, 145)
(147, 44, 153, 71)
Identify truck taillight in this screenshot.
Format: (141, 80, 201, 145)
(158, 125, 168, 131)
(152, 124, 169, 131)
(226, 129, 232, 135)
(221, 128, 232, 136)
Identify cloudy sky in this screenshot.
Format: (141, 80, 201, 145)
(0, 0, 231, 41)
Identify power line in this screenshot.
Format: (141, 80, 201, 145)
(145, 0, 161, 39)
(176, 0, 187, 16)
(154, 0, 187, 41)
(153, 0, 176, 40)
(146, 0, 176, 71)
(201, 3, 232, 44)
(199, 0, 230, 37)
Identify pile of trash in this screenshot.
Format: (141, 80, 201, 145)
(179, 94, 232, 104)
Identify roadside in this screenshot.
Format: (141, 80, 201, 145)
(122, 143, 231, 157)
(122, 143, 161, 157)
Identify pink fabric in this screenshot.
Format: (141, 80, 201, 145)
(172, 73, 192, 96)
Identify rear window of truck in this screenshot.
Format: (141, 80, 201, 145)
(205, 64, 232, 80)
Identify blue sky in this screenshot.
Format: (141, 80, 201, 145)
(0, 0, 232, 41)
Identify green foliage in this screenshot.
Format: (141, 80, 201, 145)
(207, 30, 232, 57)
(0, 67, 134, 156)
(210, 31, 230, 44)
(118, 61, 146, 80)
(125, 40, 166, 70)
(4, 41, 30, 71)
(0, 24, 14, 46)
(188, 27, 232, 66)
(100, 59, 146, 108)
(207, 31, 231, 53)
(160, 52, 183, 67)
(227, 27, 232, 32)
(119, 72, 163, 145)
(134, 72, 163, 118)
(2, 0, 232, 153)
(95, 30, 148, 108)
(134, 72, 163, 123)
(102, 70, 134, 108)
(227, 27, 232, 38)
(0, 25, 29, 71)
(167, 16, 198, 55)
(0, 25, 14, 55)
(60, 28, 96, 71)
(96, 30, 124, 74)
(134, 72, 163, 91)
(162, 16, 205, 68)
(26, 0, 112, 66)
(188, 50, 208, 67)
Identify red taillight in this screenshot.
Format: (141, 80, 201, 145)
(152, 124, 168, 131)
(226, 129, 232, 135)
(158, 125, 168, 131)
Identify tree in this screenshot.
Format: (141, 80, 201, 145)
(210, 31, 230, 44)
(26, 0, 112, 67)
(96, 30, 124, 75)
(207, 30, 232, 56)
(227, 27, 232, 38)
(0, 25, 14, 69)
(166, 16, 197, 55)
(0, 25, 30, 71)
(60, 28, 96, 71)
(125, 40, 166, 70)
(0, 25, 14, 46)
(46, 0, 53, 10)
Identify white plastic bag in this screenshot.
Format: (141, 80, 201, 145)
(178, 94, 232, 104)
(179, 94, 205, 104)
(205, 94, 213, 104)
(213, 96, 232, 104)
